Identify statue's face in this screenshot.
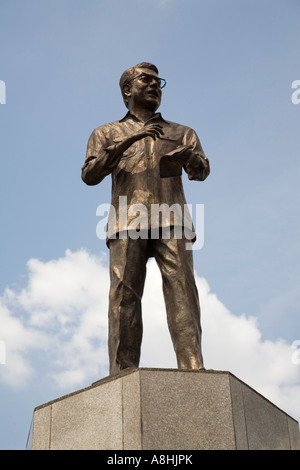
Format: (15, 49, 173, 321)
(127, 67, 162, 111)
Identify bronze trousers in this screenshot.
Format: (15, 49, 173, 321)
(108, 230, 204, 375)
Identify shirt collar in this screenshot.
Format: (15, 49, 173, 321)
(119, 111, 169, 124)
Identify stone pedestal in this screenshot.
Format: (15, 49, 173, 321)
(28, 368, 300, 450)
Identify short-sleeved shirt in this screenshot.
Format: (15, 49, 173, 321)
(82, 112, 210, 241)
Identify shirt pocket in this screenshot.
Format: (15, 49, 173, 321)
(112, 135, 139, 159)
(112, 136, 145, 173)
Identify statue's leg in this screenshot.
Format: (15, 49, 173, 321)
(108, 236, 149, 375)
(153, 231, 204, 370)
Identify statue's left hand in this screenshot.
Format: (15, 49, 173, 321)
(167, 145, 193, 163)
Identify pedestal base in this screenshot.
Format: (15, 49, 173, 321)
(29, 368, 300, 450)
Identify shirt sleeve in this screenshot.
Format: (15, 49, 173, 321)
(81, 127, 118, 185)
(183, 128, 210, 181)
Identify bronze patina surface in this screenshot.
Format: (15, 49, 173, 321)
(82, 63, 210, 375)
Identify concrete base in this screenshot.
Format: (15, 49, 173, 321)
(28, 368, 300, 450)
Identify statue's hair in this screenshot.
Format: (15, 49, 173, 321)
(119, 62, 159, 108)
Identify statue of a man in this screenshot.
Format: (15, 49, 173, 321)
(82, 62, 210, 376)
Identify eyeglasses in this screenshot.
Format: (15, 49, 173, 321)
(128, 73, 167, 89)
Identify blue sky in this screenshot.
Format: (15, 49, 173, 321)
(1, 0, 300, 449)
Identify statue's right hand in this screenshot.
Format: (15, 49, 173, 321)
(135, 123, 164, 141)
(115, 124, 165, 161)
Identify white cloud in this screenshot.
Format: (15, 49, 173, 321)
(1, 249, 110, 389)
(0, 297, 48, 387)
(0, 248, 299, 423)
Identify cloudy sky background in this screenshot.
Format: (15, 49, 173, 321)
(1, 0, 300, 449)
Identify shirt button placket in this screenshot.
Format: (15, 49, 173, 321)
(145, 137, 154, 206)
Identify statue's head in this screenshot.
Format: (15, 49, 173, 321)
(119, 62, 166, 111)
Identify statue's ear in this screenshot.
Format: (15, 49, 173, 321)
(123, 83, 131, 98)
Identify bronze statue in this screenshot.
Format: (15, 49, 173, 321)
(82, 63, 210, 375)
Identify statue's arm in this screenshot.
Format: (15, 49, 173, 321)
(82, 124, 164, 185)
(81, 128, 118, 186)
